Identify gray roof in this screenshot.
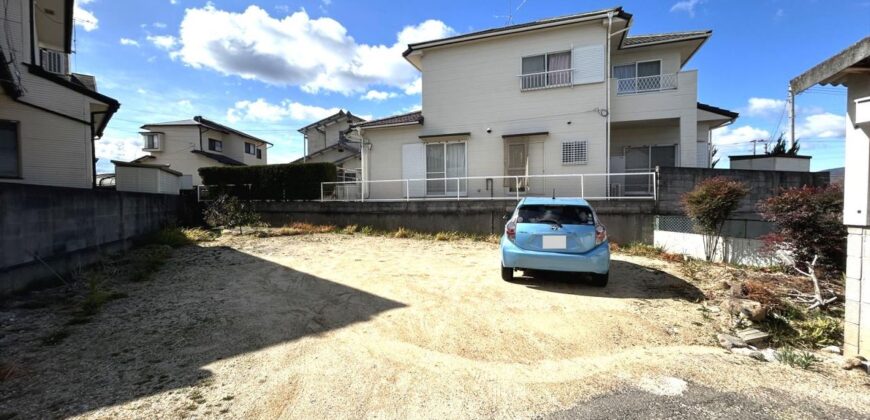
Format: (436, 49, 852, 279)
(356, 111, 423, 129)
(146, 119, 199, 126)
(622, 30, 711, 48)
(191, 150, 245, 166)
(297, 110, 366, 133)
(142, 116, 273, 145)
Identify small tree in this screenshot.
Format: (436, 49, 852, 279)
(682, 177, 749, 261)
(758, 184, 846, 308)
(203, 194, 261, 234)
(766, 133, 800, 156)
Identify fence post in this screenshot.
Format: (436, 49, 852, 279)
(360, 180, 365, 203)
(405, 180, 410, 201)
(515, 177, 520, 201)
(580, 174, 585, 198)
(652, 172, 657, 201)
(320, 183, 324, 202)
(456, 178, 460, 199)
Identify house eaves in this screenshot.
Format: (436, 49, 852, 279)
(142, 116, 274, 145)
(355, 111, 424, 129)
(191, 150, 246, 166)
(697, 102, 738, 120)
(618, 30, 712, 67)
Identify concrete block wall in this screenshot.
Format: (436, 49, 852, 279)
(845, 227, 870, 357)
(0, 183, 178, 295)
(655, 167, 830, 217)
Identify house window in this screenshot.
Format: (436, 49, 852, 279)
(504, 142, 528, 188)
(521, 51, 571, 90)
(425, 142, 466, 196)
(562, 141, 588, 165)
(142, 133, 160, 150)
(613, 60, 665, 93)
(0, 120, 20, 178)
(208, 138, 223, 152)
(245, 142, 256, 155)
(256, 149, 262, 159)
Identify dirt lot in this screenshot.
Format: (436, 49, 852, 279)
(2, 233, 869, 419)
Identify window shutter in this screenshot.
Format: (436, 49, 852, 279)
(572, 45, 604, 85)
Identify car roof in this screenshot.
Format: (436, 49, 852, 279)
(519, 197, 591, 206)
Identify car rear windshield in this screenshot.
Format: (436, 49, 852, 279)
(517, 205, 595, 225)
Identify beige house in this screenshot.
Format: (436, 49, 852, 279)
(294, 110, 366, 181)
(134, 116, 271, 186)
(0, 0, 120, 189)
(351, 7, 736, 200)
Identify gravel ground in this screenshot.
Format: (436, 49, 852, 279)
(1, 233, 869, 419)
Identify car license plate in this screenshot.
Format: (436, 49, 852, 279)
(542, 235, 566, 249)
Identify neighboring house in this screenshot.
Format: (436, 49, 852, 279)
(0, 0, 120, 189)
(133, 116, 271, 186)
(791, 36, 870, 357)
(113, 160, 181, 195)
(294, 110, 366, 181)
(352, 7, 737, 200)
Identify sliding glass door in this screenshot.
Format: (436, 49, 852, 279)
(426, 142, 467, 196)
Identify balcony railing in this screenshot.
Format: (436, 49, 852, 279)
(615, 73, 678, 95)
(40, 48, 69, 75)
(519, 69, 573, 91)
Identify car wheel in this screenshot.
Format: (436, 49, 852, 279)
(501, 265, 514, 281)
(589, 272, 609, 287)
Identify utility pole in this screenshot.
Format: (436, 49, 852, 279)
(750, 139, 765, 155)
(788, 85, 796, 149)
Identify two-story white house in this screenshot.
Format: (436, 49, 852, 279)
(350, 7, 737, 200)
(0, 0, 120, 189)
(293, 110, 366, 181)
(132, 116, 271, 186)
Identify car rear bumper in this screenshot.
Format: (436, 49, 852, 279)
(500, 236, 610, 274)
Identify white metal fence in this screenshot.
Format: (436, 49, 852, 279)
(519, 69, 573, 91)
(616, 73, 678, 95)
(321, 172, 656, 202)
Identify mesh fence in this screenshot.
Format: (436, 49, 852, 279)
(655, 216, 774, 240)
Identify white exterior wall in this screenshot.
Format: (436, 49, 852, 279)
(655, 230, 780, 267)
(304, 118, 354, 155)
(364, 125, 423, 199)
(843, 74, 870, 358)
(729, 156, 811, 172)
(115, 166, 180, 195)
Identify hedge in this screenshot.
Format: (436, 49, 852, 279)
(199, 162, 337, 200)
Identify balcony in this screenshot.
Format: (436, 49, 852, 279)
(615, 73, 678, 95)
(40, 48, 69, 75)
(519, 69, 573, 91)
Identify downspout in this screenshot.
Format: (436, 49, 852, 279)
(90, 111, 97, 188)
(354, 126, 368, 199)
(605, 12, 613, 178)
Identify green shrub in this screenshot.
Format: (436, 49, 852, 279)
(199, 162, 337, 200)
(776, 346, 819, 370)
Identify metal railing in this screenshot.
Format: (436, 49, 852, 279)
(519, 69, 573, 91)
(321, 172, 657, 202)
(615, 73, 678, 95)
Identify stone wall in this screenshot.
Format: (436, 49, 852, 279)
(0, 183, 178, 295)
(845, 227, 870, 357)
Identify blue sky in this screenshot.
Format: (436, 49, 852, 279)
(71, 0, 870, 173)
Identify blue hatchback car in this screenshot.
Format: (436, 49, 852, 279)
(500, 198, 610, 286)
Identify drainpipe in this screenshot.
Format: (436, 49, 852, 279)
(605, 12, 613, 180)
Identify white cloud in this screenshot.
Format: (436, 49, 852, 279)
(147, 35, 179, 50)
(136, 88, 148, 95)
(170, 0, 179, 5)
(170, 5, 454, 94)
(745, 97, 786, 118)
(795, 112, 845, 139)
(712, 125, 770, 147)
(74, 0, 99, 31)
(404, 78, 422, 95)
(153, 22, 168, 29)
(95, 134, 144, 167)
(226, 98, 341, 123)
(119, 38, 140, 47)
(361, 90, 399, 101)
(670, 0, 704, 17)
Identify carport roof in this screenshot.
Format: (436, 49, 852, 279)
(790, 36, 870, 94)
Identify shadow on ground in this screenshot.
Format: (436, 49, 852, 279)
(508, 260, 705, 301)
(0, 245, 405, 418)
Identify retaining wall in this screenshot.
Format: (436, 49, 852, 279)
(0, 183, 178, 295)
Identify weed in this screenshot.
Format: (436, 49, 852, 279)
(128, 245, 172, 282)
(341, 225, 359, 235)
(393, 227, 411, 239)
(360, 226, 374, 235)
(680, 258, 706, 282)
(148, 228, 194, 248)
(776, 346, 820, 370)
(40, 329, 70, 346)
(619, 242, 666, 258)
(434, 231, 459, 241)
(181, 228, 218, 242)
(189, 389, 207, 405)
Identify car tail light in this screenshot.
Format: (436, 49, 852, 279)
(595, 224, 607, 245)
(505, 219, 517, 242)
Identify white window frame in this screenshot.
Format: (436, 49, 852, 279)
(142, 133, 161, 150)
(424, 140, 468, 197)
(623, 144, 679, 172)
(561, 140, 588, 166)
(245, 142, 256, 155)
(208, 138, 223, 152)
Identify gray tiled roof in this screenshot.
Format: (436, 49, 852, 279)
(356, 111, 423, 128)
(622, 31, 711, 47)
